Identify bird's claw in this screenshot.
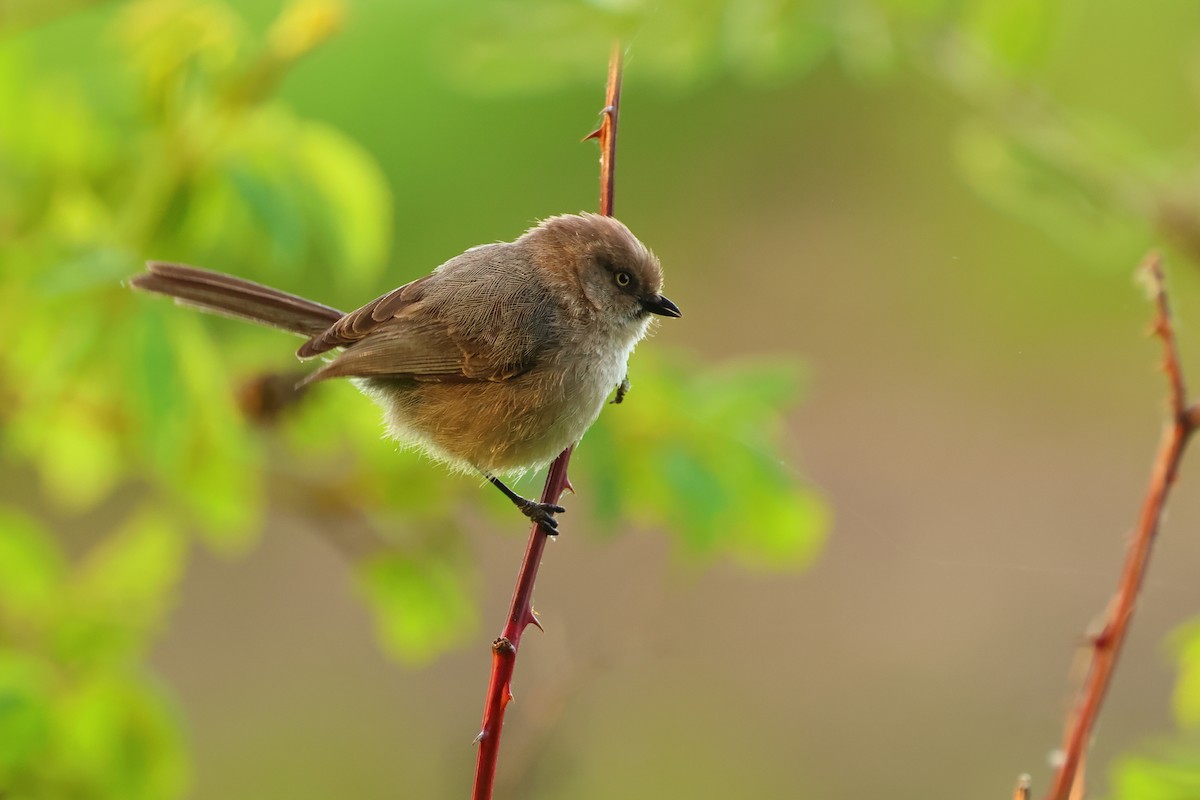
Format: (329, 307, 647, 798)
(519, 500, 566, 534)
(611, 375, 631, 404)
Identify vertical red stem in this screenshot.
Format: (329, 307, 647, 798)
(597, 44, 622, 218)
(471, 42, 623, 800)
(472, 450, 572, 797)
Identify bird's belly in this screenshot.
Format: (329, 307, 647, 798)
(361, 345, 629, 475)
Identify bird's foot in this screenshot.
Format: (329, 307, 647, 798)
(486, 474, 566, 534)
(611, 375, 631, 404)
(517, 499, 566, 535)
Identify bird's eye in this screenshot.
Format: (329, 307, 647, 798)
(614, 271, 632, 287)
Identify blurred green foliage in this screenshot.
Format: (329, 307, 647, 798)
(1108, 617, 1200, 798)
(0, 0, 830, 795)
(574, 355, 826, 567)
(1110, 749, 1200, 800)
(445, 0, 1200, 274)
(1172, 618, 1200, 730)
(0, 508, 187, 799)
(3, 0, 1200, 797)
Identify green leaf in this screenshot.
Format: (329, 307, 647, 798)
(733, 470, 829, 569)
(0, 508, 64, 626)
(53, 671, 189, 800)
(953, 120, 1148, 268)
(577, 354, 828, 568)
(173, 445, 261, 549)
(1110, 751, 1200, 800)
(1171, 618, 1200, 729)
(33, 247, 132, 299)
(127, 306, 187, 474)
(0, 652, 53, 785)
(226, 160, 307, 267)
(722, 0, 837, 83)
(293, 122, 392, 283)
(116, 0, 244, 95)
(357, 549, 476, 664)
(963, 0, 1054, 72)
(36, 404, 122, 513)
(154, 313, 264, 548)
(76, 511, 185, 625)
(54, 510, 185, 666)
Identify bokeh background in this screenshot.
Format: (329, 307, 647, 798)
(3, 1, 1200, 798)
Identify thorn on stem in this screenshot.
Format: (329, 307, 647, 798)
(1088, 624, 1115, 651)
(528, 608, 544, 633)
(583, 106, 616, 142)
(1136, 251, 1164, 296)
(1187, 403, 1200, 430)
(473, 730, 486, 746)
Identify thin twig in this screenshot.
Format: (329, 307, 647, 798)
(471, 42, 623, 800)
(584, 44, 623, 218)
(1040, 252, 1198, 800)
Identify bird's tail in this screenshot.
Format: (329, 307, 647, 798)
(129, 261, 344, 340)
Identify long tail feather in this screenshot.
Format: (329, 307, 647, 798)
(130, 262, 344, 340)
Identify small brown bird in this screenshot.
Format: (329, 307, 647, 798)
(130, 213, 680, 532)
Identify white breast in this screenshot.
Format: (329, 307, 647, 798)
(560, 316, 648, 443)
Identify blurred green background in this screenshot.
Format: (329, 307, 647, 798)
(3, 0, 1200, 798)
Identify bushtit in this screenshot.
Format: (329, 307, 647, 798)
(130, 213, 681, 532)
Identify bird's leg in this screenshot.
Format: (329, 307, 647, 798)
(611, 374, 631, 404)
(487, 475, 566, 535)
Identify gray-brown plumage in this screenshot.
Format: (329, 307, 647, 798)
(129, 213, 681, 532)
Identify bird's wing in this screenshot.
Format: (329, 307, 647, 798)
(298, 317, 480, 385)
(297, 277, 428, 358)
(298, 250, 559, 385)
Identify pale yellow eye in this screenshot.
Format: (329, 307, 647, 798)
(614, 271, 632, 287)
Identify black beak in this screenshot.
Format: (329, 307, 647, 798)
(642, 294, 682, 318)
